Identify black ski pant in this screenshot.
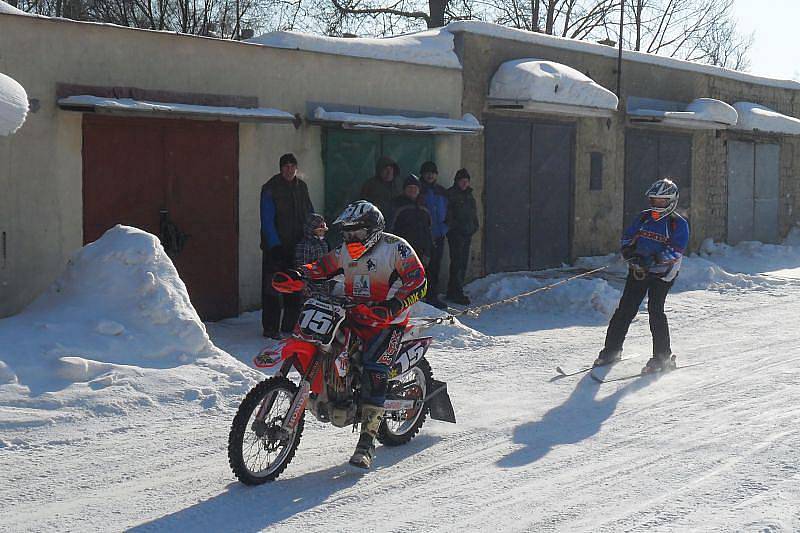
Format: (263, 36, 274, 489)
(261, 246, 302, 335)
(447, 233, 472, 297)
(427, 236, 445, 297)
(603, 272, 675, 357)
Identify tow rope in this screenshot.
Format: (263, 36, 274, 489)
(414, 258, 630, 328)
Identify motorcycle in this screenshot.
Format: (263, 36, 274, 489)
(228, 293, 456, 485)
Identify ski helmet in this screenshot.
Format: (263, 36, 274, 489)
(645, 178, 679, 219)
(333, 200, 385, 259)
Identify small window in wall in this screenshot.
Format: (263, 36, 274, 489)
(589, 152, 603, 190)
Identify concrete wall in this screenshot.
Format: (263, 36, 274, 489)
(455, 30, 800, 276)
(0, 13, 463, 317)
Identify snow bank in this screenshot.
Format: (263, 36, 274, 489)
(466, 271, 620, 321)
(408, 302, 491, 348)
(732, 102, 800, 135)
(0, 225, 255, 415)
(0, 72, 28, 136)
(488, 58, 618, 113)
(247, 27, 460, 69)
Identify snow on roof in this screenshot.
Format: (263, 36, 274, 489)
(0, 72, 28, 136)
(488, 58, 618, 116)
(448, 21, 800, 91)
(312, 106, 482, 134)
(247, 27, 460, 69)
(627, 97, 738, 129)
(732, 102, 800, 136)
(0, 0, 30, 15)
(58, 95, 296, 123)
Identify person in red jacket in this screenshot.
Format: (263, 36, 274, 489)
(276, 200, 427, 469)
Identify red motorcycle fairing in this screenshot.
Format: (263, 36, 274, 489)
(253, 338, 324, 393)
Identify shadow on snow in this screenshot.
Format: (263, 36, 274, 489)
(130, 434, 442, 532)
(498, 367, 655, 468)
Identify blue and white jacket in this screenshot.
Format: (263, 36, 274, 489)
(421, 182, 449, 239)
(622, 211, 690, 282)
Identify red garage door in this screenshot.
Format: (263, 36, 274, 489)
(82, 115, 239, 320)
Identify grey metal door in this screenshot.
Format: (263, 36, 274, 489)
(754, 143, 780, 243)
(624, 131, 692, 228)
(727, 140, 780, 243)
(485, 119, 531, 272)
(727, 140, 755, 243)
(485, 119, 573, 273)
(531, 123, 573, 269)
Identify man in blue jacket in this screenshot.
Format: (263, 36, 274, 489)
(594, 178, 690, 374)
(419, 161, 448, 309)
(261, 153, 314, 338)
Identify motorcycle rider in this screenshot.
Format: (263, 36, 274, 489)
(273, 200, 427, 469)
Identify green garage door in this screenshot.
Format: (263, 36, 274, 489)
(323, 129, 435, 222)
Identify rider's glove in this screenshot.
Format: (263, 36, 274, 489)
(271, 270, 305, 293)
(621, 245, 636, 260)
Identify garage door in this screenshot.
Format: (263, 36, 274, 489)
(727, 140, 780, 243)
(485, 118, 574, 273)
(82, 115, 239, 320)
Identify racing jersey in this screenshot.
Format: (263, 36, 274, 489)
(302, 232, 427, 324)
(622, 211, 690, 282)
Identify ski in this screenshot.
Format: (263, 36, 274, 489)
(590, 362, 702, 383)
(552, 356, 626, 380)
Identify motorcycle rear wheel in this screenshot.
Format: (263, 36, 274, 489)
(228, 376, 304, 485)
(378, 358, 432, 446)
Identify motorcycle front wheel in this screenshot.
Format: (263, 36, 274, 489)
(228, 376, 304, 485)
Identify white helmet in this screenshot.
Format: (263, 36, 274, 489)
(645, 178, 679, 218)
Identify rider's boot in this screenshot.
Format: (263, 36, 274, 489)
(349, 404, 384, 469)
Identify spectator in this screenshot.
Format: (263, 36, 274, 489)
(360, 155, 402, 222)
(445, 169, 479, 305)
(390, 174, 433, 265)
(419, 161, 448, 310)
(260, 153, 314, 338)
(294, 213, 333, 297)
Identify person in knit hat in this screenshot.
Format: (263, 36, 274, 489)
(445, 168, 479, 305)
(360, 156, 402, 223)
(294, 213, 333, 296)
(389, 174, 433, 265)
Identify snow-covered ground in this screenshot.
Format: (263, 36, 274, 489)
(2, 226, 800, 532)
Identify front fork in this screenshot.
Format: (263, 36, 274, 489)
(254, 356, 322, 438)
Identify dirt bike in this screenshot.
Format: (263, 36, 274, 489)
(227, 293, 456, 485)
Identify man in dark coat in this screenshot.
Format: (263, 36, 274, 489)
(360, 156, 402, 223)
(261, 153, 314, 337)
(419, 161, 448, 309)
(389, 174, 433, 264)
(445, 168, 479, 305)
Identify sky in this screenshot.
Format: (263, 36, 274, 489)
(733, 0, 800, 80)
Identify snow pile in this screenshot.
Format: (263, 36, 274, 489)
(247, 27, 460, 69)
(408, 302, 491, 348)
(733, 102, 800, 135)
(629, 98, 738, 128)
(0, 72, 28, 136)
(0, 0, 29, 15)
(312, 106, 482, 134)
(488, 58, 618, 113)
(59, 95, 296, 122)
(0, 225, 255, 415)
(694, 229, 800, 277)
(466, 271, 620, 320)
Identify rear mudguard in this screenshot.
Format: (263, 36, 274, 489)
(427, 379, 456, 423)
(254, 338, 324, 393)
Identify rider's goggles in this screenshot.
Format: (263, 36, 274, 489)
(341, 226, 369, 243)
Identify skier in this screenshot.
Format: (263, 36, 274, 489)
(273, 200, 427, 469)
(593, 178, 689, 374)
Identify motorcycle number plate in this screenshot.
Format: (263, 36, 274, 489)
(298, 299, 345, 345)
